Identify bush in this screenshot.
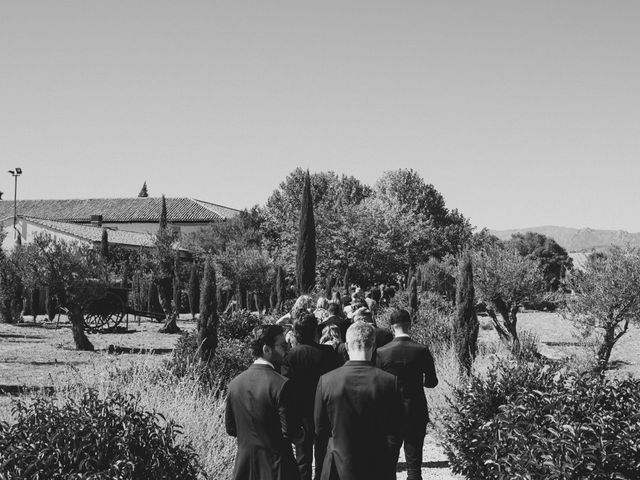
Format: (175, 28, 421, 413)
(444, 359, 640, 479)
(0, 389, 203, 479)
(218, 310, 263, 341)
(168, 329, 253, 389)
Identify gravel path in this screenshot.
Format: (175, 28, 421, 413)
(395, 432, 463, 480)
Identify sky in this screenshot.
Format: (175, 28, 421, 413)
(1, 1, 639, 232)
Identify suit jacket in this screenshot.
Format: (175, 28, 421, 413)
(314, 361, 403, 480)
(225, 364, 300, 480)
(375, 337, 438, 434)
(281, 342, 341, 420)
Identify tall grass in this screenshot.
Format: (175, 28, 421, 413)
(2, 356, 237, 480)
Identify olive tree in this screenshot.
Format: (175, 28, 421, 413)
(18, 234, 102, 350)
(564, 245, 640, 373)
(473, 246, 545, 352)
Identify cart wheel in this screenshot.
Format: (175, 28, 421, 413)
(84, 292, 126, 332)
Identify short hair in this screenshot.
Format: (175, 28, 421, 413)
(293, 314, 318, 344)
(327, 302, 341, 316)
(250, 324, 284, 358)
(316, 297, 329, 310)
(346, 321, 375, 351)
(390, 309, 411, 325)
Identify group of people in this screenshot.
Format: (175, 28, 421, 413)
(225, 292, 438, 480)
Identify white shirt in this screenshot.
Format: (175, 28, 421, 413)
(394, 333, 410, 339)
(253, 358, 275, 369)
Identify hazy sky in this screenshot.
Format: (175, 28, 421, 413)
(2, 1, 639, 231)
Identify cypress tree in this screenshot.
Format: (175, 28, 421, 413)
(159, 195, 168, 231)
(269, 284, 277, 312)
(188, 262, 200, 319)
(276, 266, 286, 312)
(295, 170, 316, 294)
(455, 252, 479, 376)
(138, 181, 149, 197)
(409, 276, 418, 319)
(325, 275, 335, 299)
(45, 286, 55, 322)
(172, 275, 180, 315)
(199, 260, 218, 361)
(101, 228, 109, 260)
(343, 266, 350, 297)
(147, 281, 161, 314)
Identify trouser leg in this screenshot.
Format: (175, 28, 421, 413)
(387, 434, 403, 475)
(404, 432, 425, 480)
(295, 418, 314, 480)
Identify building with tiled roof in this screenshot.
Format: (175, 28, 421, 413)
(0, 197, 239, 236)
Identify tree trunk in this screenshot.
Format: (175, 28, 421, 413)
(157, 276, 181, 334)
(69, 307, 94, 351)
(596, 326, 616, 374)
(489, 298, 520, 352)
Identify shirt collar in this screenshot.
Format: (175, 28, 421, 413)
(253, 358, 275, 369)
(394, 333, 410, 339)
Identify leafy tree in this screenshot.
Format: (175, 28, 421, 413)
(564, 245, 640, 373)
(185, 207, 262, 255)
(296, 170, 316, 294)
(198, 259, 219, 361)
(214, 248, 273, 303)
(473, 246, 545, 351)
(454, 252, 479, 375)
(275, 265, 286, 312)
(468, 228, 503, 251)
(18, 234, 103, 350)
(409, 276, 418, 319)
(418, 257, 456, 303)
(0, 237, 24, 324)
(138, 181, 149, 197)
(507, 232, 573, 290)
(261, 168, 371, 282)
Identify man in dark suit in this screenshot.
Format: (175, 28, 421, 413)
(282, 314, 341, 480)
(375, 309, 439, 480)
(314, 321, 403, 480)
(225, 324, 301, 480)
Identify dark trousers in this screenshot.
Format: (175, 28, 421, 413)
(295, 417, 326, 480)
(388, 432, 425, 480)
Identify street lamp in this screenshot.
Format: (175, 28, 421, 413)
(8, 168, 22, 238)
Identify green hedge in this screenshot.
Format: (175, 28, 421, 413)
(444, 360, 640, 479)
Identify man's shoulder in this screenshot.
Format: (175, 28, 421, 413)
(229, 364, 286, 390)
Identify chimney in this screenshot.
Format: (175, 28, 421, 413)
(90, 215, 103, 227)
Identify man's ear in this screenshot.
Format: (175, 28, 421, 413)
(262, 344, 271, 358)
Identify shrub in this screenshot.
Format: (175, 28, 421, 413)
(219, 310, 262, 341)
(444, 359, 640, 479)
(0, 389, 203, 479)
(168, 328, 253, 389)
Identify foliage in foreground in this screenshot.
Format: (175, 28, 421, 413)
(0, 389, 203, 480)
(444, 359, 640, 479)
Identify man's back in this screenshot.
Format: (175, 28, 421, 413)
(376, 337, 438, 428)
(225, 364, 298, 480)
(314, 361, 401, 480)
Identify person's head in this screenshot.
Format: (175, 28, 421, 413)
(345, 321, 375, 361)
(320, 324, 342, 344)
(292, 314, 318, 344)
(327, 302, 341, 317)
(250, 324, 288, 368)
(316, 297, 329, 310)
(390, 309, 411, 333)
(291, 295, 313, 319)
(353, 307, 373, 324)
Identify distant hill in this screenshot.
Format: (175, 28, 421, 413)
(489, 226, 640, 252)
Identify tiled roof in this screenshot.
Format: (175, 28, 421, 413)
(0, 197, 240, 223)
(27, 218, 154, 248)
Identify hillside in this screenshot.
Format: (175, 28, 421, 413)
(489, 225, 640, 252)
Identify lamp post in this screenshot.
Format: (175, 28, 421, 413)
(8, 168, 22, 238)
